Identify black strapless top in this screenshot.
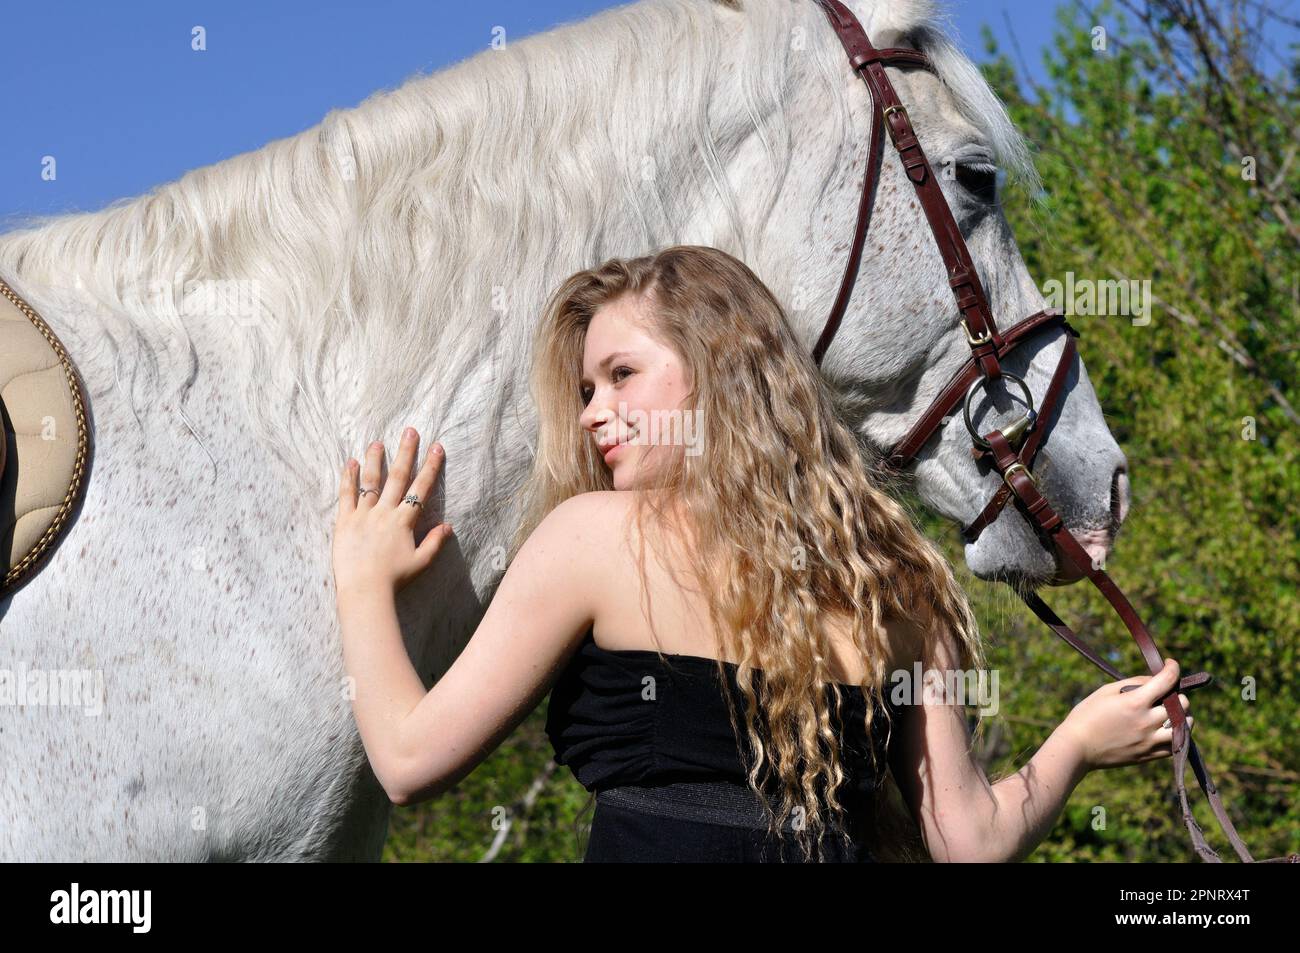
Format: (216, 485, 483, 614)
(545, 628, 896, 809)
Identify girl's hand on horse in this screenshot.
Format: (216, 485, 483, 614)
(1062, 658, 1193, 771)
(332, 427, 453, 597)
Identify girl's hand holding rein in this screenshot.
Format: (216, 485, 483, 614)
(1062, 658, 1193, 771)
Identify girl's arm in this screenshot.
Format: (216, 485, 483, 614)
(886, 613, 1191, 862)
(332, 430, 611, 806)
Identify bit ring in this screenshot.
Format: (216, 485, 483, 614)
(963, 372, 1035, 450)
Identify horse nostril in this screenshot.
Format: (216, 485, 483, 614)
(1111, 466, 1130, 527)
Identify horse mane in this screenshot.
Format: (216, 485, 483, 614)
(0, 0, 1034, 495)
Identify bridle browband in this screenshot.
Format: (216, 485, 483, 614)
(809, 0, 1296, 863)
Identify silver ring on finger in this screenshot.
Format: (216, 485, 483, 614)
(1162, 718, 1172, 730)
(359, 487, 380, 499)
(403, 493, 423, 511)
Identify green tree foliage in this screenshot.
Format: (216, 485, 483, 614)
(947, 0, 1299, 861)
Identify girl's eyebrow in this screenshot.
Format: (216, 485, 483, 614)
(580, 350, 634, 385)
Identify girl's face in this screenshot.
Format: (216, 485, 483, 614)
(578, 294, 692, 490)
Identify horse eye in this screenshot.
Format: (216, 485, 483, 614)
(956, 164, 998, 205)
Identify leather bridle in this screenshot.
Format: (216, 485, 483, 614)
(809, 0, 1296, 863)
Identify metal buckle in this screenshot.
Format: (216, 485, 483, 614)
(961, 318, 992, 347)
(1002, 462, 1039, 489)
(882, 103, 907, 123)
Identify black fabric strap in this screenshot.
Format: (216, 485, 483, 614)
(597, 779, 843, 834)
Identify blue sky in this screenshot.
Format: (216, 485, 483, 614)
(0, 1, 1076, 227)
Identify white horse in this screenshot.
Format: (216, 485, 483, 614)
(0, 0, 1127, 860)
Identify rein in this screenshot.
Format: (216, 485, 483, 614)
(808, 0, 1297, 863)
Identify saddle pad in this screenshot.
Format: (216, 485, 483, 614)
(0, 275, 92, 598)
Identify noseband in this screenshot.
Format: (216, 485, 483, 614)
(809, 0, 1295, 863)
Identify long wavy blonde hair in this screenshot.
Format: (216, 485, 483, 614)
(512, 244, 985, 862)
